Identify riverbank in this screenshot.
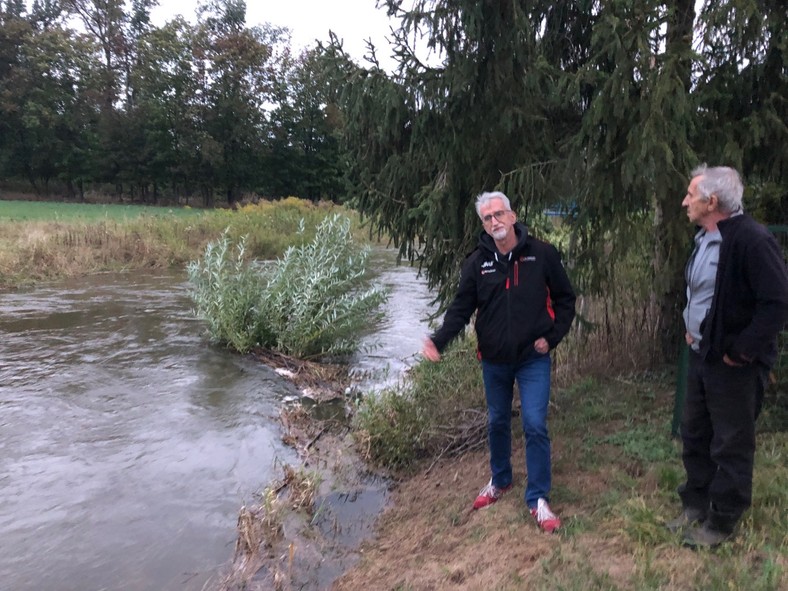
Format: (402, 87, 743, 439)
(0, 197, 366, 290)
(212, 350, 391, 591)
(231, 365, 786, 591)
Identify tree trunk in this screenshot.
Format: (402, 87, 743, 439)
(654, 0, 696, 360)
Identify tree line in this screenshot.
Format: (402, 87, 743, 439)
(0, 0, 344, 205)
(1, 0, 785, 358)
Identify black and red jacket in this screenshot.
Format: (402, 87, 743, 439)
(431, 222, 576, 363)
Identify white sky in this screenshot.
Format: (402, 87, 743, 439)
(150, 0, 400, 67)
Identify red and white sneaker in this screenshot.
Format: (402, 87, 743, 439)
(472, 479, 512, 510)
(531, 498, 561, 532)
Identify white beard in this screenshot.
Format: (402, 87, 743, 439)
(491, 228, 508, 240)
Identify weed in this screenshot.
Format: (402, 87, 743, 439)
(615, 497, 672, 546)
(281, 465, 322, 514)
(601, 422, 678, 463)
(353, 334, 485, 472)
(235, 487, 283, 556)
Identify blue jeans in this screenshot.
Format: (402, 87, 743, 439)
(482, 354, 552, 508)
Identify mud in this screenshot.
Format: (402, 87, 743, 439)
(215, 353, 391, 591)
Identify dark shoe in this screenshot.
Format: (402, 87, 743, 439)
(682, 522, 733, 549)
(666, 507, 706, 534)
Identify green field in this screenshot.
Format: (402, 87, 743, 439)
(0, 200, 206, 222)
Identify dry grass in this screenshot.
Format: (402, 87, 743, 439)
(0, 218, 217, 287)
(252, 348, 349, 401)
(0, 198, 372, 290)
(334, 377, 787, 591)
(218, 460, 323, 591)
(553, 291, 662, 388)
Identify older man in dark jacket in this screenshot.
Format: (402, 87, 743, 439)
(668, 165, 788, 547)
(423, 191, 576, 533)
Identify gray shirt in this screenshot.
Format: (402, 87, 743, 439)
(683, 228, 722, 351)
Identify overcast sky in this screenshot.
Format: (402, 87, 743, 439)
(150, 0, 400, 66)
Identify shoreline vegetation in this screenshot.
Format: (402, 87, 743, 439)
(1, 197, 784, 591)
(0, 196, 365, 290)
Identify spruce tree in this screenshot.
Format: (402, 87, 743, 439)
(325, 0, 785, 362)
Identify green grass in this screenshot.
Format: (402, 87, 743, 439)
(0, 199, 206, 221)
(352, 345, 786, 590)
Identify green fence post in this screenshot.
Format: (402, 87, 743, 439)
(672, 343, 688, 438)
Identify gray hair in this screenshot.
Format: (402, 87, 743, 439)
(475, 191, 512, 218)
(690, 164, 744, 214)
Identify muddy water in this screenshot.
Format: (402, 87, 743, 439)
(351, 249, 436, 393)
(0, 254, 434, 591)
(0, 271, 302, 591)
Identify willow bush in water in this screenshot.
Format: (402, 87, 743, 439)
(187, 214, 387, 359)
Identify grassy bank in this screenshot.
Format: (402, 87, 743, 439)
(336, 339, 786, 590)
(224, 328, 784, 590)
(0, 198, 367, 289)
(216, 227, 785, 589)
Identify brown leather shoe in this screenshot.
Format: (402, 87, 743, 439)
(666, 507, 706, 534)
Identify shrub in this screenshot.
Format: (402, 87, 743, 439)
(188, 214, 387, 359)
(353, 334, 486, 472)
(259, 214, 387, 359)
(187, 232, 269, 352)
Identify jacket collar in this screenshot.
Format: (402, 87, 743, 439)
(478, 222, 529, 259)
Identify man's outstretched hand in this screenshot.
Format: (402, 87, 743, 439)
(422, 338, 441, 362)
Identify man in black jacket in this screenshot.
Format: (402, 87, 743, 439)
(423, 191, 576, 532)
(668, 165, 788, 547)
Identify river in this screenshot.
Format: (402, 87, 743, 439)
(0, 252, 434, 590)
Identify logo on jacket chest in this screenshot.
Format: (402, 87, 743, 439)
(480, 260, 496, 275)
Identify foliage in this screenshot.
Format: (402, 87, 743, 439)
(258, 214, 387, 358)
(188, 213, 388, 359)
(187, 232, 267, 352)
(322, 0, 787, 362)
(0, 0, 346, 204)
(353, 334, 485, 472)
(263, 47, 346, 202)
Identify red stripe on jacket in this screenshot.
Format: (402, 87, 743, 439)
(546, 286, 555, 320)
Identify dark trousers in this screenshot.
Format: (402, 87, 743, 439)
(679, 350, 766, 532)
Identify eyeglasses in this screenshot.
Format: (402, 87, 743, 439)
(482, 210, 511, 224)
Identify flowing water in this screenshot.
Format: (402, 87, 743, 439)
(0, 252, 434, 591)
